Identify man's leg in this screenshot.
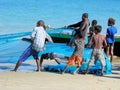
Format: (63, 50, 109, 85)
(110, 45, 114, 62)
(61, 64, 69, 74)
(100, 62, 104, 76)
(99, 53, 106, 76)
(40, 54, 48, 70)
(40, 54, 44, 70)
(101, 67, 104, 76)
(85, 63, 90, 74)
(32, 50, 41, 72)
(11, 45, 32, 72)
(106, 45, 110, 58)
(11, 60, 22, 72)
(62, 56, 75, 74)
(85, 54, 94, 75)
(36, 59, 40, 72)
(73, 56, 82, 74)
(73, 66, 80, 75)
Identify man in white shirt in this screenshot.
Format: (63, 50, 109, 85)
(12, 20, 53, 72)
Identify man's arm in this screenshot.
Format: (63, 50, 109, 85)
(106, 28, 109, 38)
(67, 21, 82, 28)
(103, 37, 107, 48)
(45, 32, 53, 43)
(87, 36, 94, 47)
(31, 29, 36, 41)
(78, 22, 86, 31)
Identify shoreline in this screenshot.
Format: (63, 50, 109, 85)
(0, 58, 120, 90)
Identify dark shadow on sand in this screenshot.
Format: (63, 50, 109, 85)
(103, 64, 120, 79)
(112, 72, 120, 75)
(112, 65, 120, 71)
(41, 69, 62, 75)
(103, 75, 120, 79)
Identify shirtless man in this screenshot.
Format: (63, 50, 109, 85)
(88, 20, 97, 39)
(85, 25, 107, 76)
(66, 13, 90, 46)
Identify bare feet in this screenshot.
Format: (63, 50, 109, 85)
(36, 70, 40, 72)
(61, 72, 64, 74)
(73, 72, 77, 75)
(101, 73, 104, 76)
(11, 70, 16, 72)
(84, 72, 88, 75)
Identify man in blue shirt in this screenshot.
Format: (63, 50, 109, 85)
(106, 18, 117, 62)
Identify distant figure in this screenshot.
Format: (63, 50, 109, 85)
(62, 38, 85, 75)
(66, 13, 90, 46)
(106, 18, 117, 62)
(85, 25, 107, 76)
(12, 20, 53, 72)
(45, 24, 51, 30)
(88, 20, 97, 39)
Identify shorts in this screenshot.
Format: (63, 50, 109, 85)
(107, 43, 114, 47)
(67, 55, 82, 67)
(19, 45, 39, 62)
(89, 49, 106, 67)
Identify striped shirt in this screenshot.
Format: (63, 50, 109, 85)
(31, 26, 53, 52)
(72, 39, 85, 56)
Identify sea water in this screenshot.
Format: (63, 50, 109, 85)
(0, 0, 119, 63)
(0, 0, 120, 34)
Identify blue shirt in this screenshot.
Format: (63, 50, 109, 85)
(106, 26, 117, 44)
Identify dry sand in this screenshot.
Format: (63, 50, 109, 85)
(0, 59, 120, 90)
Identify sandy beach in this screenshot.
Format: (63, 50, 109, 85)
(0, 58, 120, 90)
